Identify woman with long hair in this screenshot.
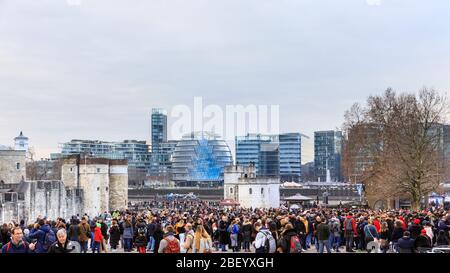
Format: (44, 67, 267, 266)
(379, 222, 391, 253)
(193, 225, 213, 253)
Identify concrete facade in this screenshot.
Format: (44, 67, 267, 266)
(224, 165, 280, 208)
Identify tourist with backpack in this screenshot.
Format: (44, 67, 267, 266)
(134, 224, 148, 253)
(363, 219, 379, 253)
(158, 225, 180, 253)
(343, 213, 357, 252)
(1, 226, 36, 253)
(328, 216, 341, 252)
(254, 221, 276, 253)
(278, 223, 302, 253)
(28, 219, 56, 253)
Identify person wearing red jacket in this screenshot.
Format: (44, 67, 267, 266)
(398, 216, 407, 230)
(344, 213, 357, 252)
(373, 217, 381, 233)
(92, 223, 103, 253)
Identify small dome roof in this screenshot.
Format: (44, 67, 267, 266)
(14, 131, 28, 140)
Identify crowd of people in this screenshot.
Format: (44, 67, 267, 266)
(1, 200, 450, 254)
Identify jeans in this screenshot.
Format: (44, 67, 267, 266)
(329, 234, 341, 250)
(80, 241, 89, 253)
(124, 238, 132, 251)
(90, 232, 95, 249)
(314, 236, 320, 252)
(243, 241, 250, 251)
(306, 233, 312, 248)
(346, 235, 354, 252)
(147, 236, 155, 251)
(318, 240, 331, 253)
(219, 243, 227, 251)
(92, 241, 101, 253)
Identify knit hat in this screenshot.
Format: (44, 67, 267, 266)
(414, 219, 420, 225)
(421, 229, 427, 235)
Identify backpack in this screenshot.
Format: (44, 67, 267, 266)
(260, 231, 277, 253)
(138, 226, 147, 235)
(43, 230, 56, 250)
(5, 240, 28, 253)
(345, 218, 353, 231)
(164, 238, 180, 253)
(331, 222, 339, 233)
(289, 235, 302, 253)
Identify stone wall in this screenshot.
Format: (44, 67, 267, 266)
(109, 163, 128, 211)
(0, 150, 26, 184)
(0, 180, 83, 224)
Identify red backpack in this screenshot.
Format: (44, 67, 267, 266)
(289, 235, 302, 253)
(164, 238, 180, 253)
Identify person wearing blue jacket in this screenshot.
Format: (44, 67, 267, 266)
(28, 219, 56, 253)
(2, 226, 36, 253)
(228, 219, 240, 252)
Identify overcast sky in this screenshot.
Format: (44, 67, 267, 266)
(1, 0, 449, 162)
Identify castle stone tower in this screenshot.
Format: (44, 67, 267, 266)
(109, 159, 128, 211)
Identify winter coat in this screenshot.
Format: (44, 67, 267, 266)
(316, 223, 331, 241)
(28, 224, 53, 253)
(279, 228, 298, 253)
(123, 224, 134, 239)
(397, 236, 415, 253)
(134, 234, 147, 247)
(391, 228, 404, 242)
(242, 223, 253, 242)
(68, 224, 80, 242)
(109, 225, 121, 246)
(47, 241, 74, 253)
(1, 240, 33, 253)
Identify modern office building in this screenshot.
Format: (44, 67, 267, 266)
(235, 133, 302, 181)
(151, 108, 167, 153)
(279, 133, 302, 182)
(149, 140, 179, 181)
(314, 130, 343, 182)
(235, 134, 273, 171)
(258, 143, 280, 177)
(171, 132, 233, 187)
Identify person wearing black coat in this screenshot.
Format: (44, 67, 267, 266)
(408, 220, 422, 240)
(241, 220, 253, 252)
(414, 232, 432, 253)
(436, 230, 449, 246)
(218, 216, 229, 251)
(397, 231, 415, 253)
(153, 222, 164, 254)
(109, 221, 121, 250)
(47, 229, 75, 254)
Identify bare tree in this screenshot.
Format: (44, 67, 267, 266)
(342, 88, 449, 210)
